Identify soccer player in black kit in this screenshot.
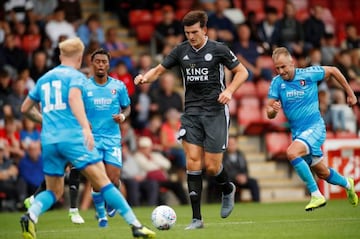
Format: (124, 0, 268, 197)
(135, 10, 248, 230)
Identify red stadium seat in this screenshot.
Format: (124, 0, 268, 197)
(233, 81, 257, 100)
(135, 23, 155, 44)
(175, 9, 189, 21)
(152, 9, 164, 25)
(129, 10, 152, 27)
(256, 79, 271, 100)
(335, 131, 359, 139)
(265, 132, 291, 160)
(237, 106, 267, 135)
(176, 0, 194, 10)
(331, 9, 353, 25)
(309, 0, 330, 8)
(238, 96, 261, 109)
(21, 34, 41, 55)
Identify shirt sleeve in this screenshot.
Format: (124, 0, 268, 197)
(161, 45, 180, 69)
(219, 44, 240, 70)
(267, 77, 280, 99)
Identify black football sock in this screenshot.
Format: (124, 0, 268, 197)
(215, 165, 233, 195)
(187, 171, 203, 220)
(34, 180, 47, 196)
(69, 167, 81, 208)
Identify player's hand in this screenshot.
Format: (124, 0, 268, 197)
(347, 93, 358, 106)
(271, 100, 281, 112)
(113, 113, 125, 123)
(218, 89, 232, 104)
(134, 74, 148, 85)
(83, 128, 94, 151)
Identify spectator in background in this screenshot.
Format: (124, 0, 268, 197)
(5, 79, 27, 121)
(133, 136, 188, 205)
(29, 50, 50, 82)
(102, 27, 133, 71)
(109, 60, 136, 97)
(134, 52, 155, 77)
(207, 0, 236, 46)
(140, 114, 164, 152)
(151, 71, 183, 117)
(21, 22, 41, 56)
(0, 140, 18, 211)
(17, 141, 44, 207)
(160, 108, 186, 183)
(330, 90, 357, 133)
(57, 0, 82, 26)
(321, 33, 339, 66)
(233, 23, 272, 81)
(154, 5, 184, 54)
(257, 6, 281, 55)
(4, 0, 34, 25)
(120, 119, 137, 153)
(121, 143, 159, 206)
(77, 13, 105, 48)
(223, 135, 260, 202)
(130, 83, 156, 131)
(30, 0, 58, 29)
(0, 116, 24, 160)
(303, 5, 326, 50)
(0, 20, 11, 45)
(277, 1, 304, 57)
(45, 6, 76, 49)
(340, 23, 360, 50)
(0, 68, 13, 126)
(20, 117, 40, 150)
(0, 33, 28, 73)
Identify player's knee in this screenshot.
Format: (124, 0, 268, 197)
(286, 148, 299, 160)
(205, 164, 219, 176)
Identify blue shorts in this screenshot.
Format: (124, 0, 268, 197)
(42, 138, 102, 176)
(292, 121, 326, 165)
(95, 136, 122, 168)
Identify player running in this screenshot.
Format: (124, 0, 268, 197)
(266, 47, 358, 211)
(19, 37, 155, 239)
(135, 10, 248, 229)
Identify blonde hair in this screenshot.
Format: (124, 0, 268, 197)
(59, 37, 84, 58)
(272, 47, 292, 61)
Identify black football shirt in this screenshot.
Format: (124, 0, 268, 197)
(162, 39, 240, 115)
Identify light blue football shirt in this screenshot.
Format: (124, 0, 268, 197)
(29, 65, 86, 145)
(83, 76, 130, 140)
(268, 66, 325, 134)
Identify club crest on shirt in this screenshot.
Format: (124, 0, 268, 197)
(204, 53, 213, 61)
(111, 89, 116, 94)
(300, 80, 306, 86)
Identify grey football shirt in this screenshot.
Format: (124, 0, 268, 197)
(162, 39, 240, 116)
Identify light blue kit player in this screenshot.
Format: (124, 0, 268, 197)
(19, 38, 155, 239)
(266, 47, 358, 211)
(83, 48, 131, 227)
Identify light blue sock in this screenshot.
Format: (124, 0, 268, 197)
(100, 184, 139, 226)
(92, 191, 106, 219)
(326, 168, 348, 188)
(291, 157, 319, 193)
(29, 190, 56, 222)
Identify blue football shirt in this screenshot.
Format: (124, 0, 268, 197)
(83, 77, 130, 140)
(268, 66, 325, 133)
(29, 65, 86, 144)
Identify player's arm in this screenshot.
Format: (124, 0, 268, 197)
(69, 87, 94, 150)
(323, 66, 357, 106)
(266, 98, 281, 119)
(113, 105, 131, 123)
(134, 64, 166, 85)
(21, 96, 42, 124)
(218, 63, 248, 104)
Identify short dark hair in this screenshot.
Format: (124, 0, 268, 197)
(182, 10, 208, 28)
(90, 48, 111, 61)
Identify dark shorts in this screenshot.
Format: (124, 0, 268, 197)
(179, 110, 230, 153)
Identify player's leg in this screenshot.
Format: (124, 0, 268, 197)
(82, 162, 155, 238)
(68, 166, 85, 224)
(203, 111, 235, 218)
(287, 140, 326, 211)
(182, 140, 204, 230)
(204, 152, 235, 218)
(312, 161, 358, 206)
(20, 144, 66, 239)
(21, 175, 64, 239)
(104, 163, 121, 217)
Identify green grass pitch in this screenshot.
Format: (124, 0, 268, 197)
(0, 199, 359, 239)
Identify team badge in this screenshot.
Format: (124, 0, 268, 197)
(111, 89, 116, 94)
(204, 53, 213, 61)
(87, 91, 93, 97)
(300, 80, 306, 86)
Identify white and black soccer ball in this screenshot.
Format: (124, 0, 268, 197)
(151, 205, 177, 230)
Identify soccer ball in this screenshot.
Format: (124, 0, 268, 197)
(151, 205, 177, 230)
